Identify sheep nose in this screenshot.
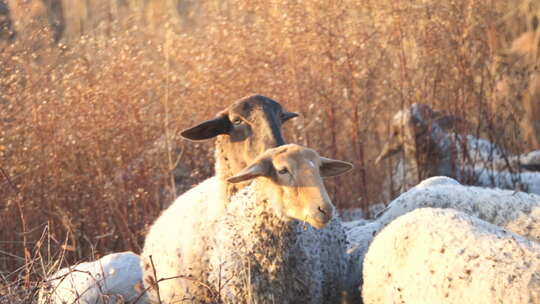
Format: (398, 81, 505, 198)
(314, 205, 333, 224)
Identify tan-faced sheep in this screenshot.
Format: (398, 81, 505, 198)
(362, 208, 540, 304)
(142, 144, 353, 303)
(345, 176, 540, 302)
(38, 252, 148, 304)
(376, 103, 540, 199)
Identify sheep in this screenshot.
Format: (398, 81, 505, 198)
(520, 150, 540, 171)
(38, 95, 295, 303)
(141, 144, 353, 303)
(143, 95, 298, 302)
(376, 103, 540, 199)
(180, 94, 298, 198)
(141, 95, 298, 302)
(38, 251, 148, 304)
(345, 176, 540, 302)
(362, 208, 540, 304)
(375, 103, 484, 199)
(472, 165, 540, 194)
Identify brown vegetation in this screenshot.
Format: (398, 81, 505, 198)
(0, 0, 538, 302)
(492, 1, 540, 149)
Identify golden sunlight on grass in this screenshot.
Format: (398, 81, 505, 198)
(1, 0, 538, 302)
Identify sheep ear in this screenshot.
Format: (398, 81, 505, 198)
(281, 111, 299, 122)
(181, 115, 231, 141)
(320, 157, 353, 177)
(227, 159, 272, 183)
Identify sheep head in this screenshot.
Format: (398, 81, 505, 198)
(181, 95, 298, 185)
(375, 103, 462, 164)
(375, 104, 434, 164)
(227, 144, 353, 229)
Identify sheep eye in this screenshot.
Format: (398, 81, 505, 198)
(232, 118, 242, 125)
(278, 168, 289, 175)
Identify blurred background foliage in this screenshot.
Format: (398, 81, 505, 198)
(1, 0, 539, 285)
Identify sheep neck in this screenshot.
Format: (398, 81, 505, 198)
(406, 122, 457, 184)
(212, 183, 318, 303)
(214, 136, 252, 199)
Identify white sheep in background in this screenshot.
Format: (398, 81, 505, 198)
(345, 176, 540, 302)
(141, 95, 298, 302)
(38, 251, 148, 304)
(473, 165, 540, 194)
(511, 149, 540, 171)
(362, 208, 540, 304)
(376, 103, 540, 199)
(142, 144, 353, 303)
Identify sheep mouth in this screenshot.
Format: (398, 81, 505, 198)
(306, 211, 332, 229)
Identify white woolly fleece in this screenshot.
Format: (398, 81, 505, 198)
(346, 177, 540, 302)
(208, 182, 348, 304)
(38, 252, 147, 304)
(141, 176, 225, 303)
(363, 208, 540, 304)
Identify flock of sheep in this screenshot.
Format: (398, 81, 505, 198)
(37, 95, 540, 304)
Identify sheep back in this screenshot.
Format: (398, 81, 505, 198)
(208, 183, 348, 304)
(38, 251, 147, 304)
(141, 176, 225, 303)
(362, 207, 540, 304)
(346, 177, 540, 302)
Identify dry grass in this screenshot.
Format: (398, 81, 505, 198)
(0, 0, 537, 302)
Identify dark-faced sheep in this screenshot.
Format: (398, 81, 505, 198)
(142, 95, 300, 302)
(181, 94, 298, 198)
